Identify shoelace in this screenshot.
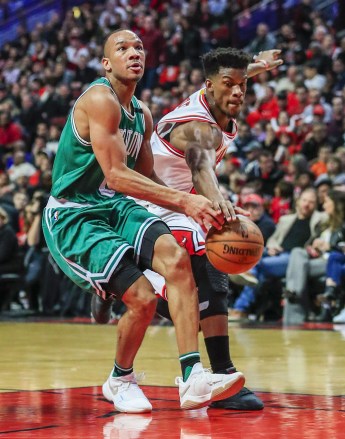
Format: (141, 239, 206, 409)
(175, 368, 214, 386)
(111, 378, 146, 398)
(201, 368, 214, 385)
(111, 372, 145, 388)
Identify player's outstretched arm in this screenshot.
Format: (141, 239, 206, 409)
(85, 89, 224, 231)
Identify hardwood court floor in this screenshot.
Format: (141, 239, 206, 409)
(0, 318, 344, 438)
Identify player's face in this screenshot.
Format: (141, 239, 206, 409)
(103, 31, 145, 83)
(206, 68, 247, 118)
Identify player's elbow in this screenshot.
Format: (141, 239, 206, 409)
(106, 167, 127, 192)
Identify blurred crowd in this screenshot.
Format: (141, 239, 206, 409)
(0, 0, 344, 324)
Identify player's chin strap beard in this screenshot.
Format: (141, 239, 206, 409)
(205, 92, 234, 132)
(225, 119, 234, 133)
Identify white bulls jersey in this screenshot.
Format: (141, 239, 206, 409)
(151, 88, 238, 194)
(140, 89, 238, 301)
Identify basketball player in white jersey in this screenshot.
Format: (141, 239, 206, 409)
(92, 47, 283, 410)
(141, 47, 283, 411)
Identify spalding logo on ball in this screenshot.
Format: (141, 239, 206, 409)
(205, 215, 264, 274)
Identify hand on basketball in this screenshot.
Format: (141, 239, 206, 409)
(234, 206, 250, 217)
(205, 216, 264, 274)
(184, 194, 225, 232)
(211, 201, 251, 223)
(212, 199, 237, 222)
(254, 49, 283, 71)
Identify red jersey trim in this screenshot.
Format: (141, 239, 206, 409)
(160, 136, 185, 158)
(161, 115, 213, 124)
(199, 92, 215, 120)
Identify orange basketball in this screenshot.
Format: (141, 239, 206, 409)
(205, 215, 264, 274)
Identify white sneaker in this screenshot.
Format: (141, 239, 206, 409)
(102, 370, 152, 413)
(333, 308, 345, 323)
(175, 362, 245, 410)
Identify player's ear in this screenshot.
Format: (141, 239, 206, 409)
(102, 57, 111, 72)
(205, 78, 214, 93)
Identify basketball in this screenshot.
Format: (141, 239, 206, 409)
(205, 215, 264, 274)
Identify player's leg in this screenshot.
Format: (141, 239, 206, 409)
(193, 256, 264, 410)
(91, 294, 115, 324)
(42, 206, 155, 413)
(152, 233, 200, 354)
(155, 254, 263, 410)
(149, 231, 245, 409)
(113, 209, 214, 406)
(101, 255, 158, 413)
(147, 215, 235, 375)
(104, 256, 157, 369)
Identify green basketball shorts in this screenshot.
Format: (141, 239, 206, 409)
(42, 196, 169, 296)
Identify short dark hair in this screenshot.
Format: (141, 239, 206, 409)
(103, 29, 139, 56)
(201, 47, 252, 78)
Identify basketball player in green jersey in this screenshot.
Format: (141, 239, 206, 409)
(42, 29, 245, 413)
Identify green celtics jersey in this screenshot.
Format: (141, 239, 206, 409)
(51, 77, 145, 204)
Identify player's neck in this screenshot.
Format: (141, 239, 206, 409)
(205, 94, 232, 131)
(106, 76, 136, 111)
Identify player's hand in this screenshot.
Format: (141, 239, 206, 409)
(211, 199, 238, 223)
(254, 49, 283, 71)
(183, 194, 225, 233)
(234, 206, 250, 217)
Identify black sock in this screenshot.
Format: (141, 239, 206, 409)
(112, 362, 133, 377)
(204, 336, 235, 373)
(179, 352, 201, 381)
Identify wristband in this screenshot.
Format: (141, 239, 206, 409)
(256, 59, 269, 70)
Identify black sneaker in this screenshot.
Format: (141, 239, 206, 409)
(282, 289, 300, 304)
(209, 387, 264, 410)
(315, 304, 333, 323)
(323, 285, 338, 301)
(91, 294, 114, 324)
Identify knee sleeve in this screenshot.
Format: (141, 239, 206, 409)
(104, 253, 143, 300)
(192, 255, 229, 320)
(155, 255, 229, 321)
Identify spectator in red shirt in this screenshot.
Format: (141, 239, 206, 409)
(294, 84, 310, 115)
(270, 179, 294, 223)
(275, 127, 299, 161)
(275, 89, 301, 117)
(257, 85, 279, 120)
(138, 14, 165, 92)
(0, 110, 23, 155)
